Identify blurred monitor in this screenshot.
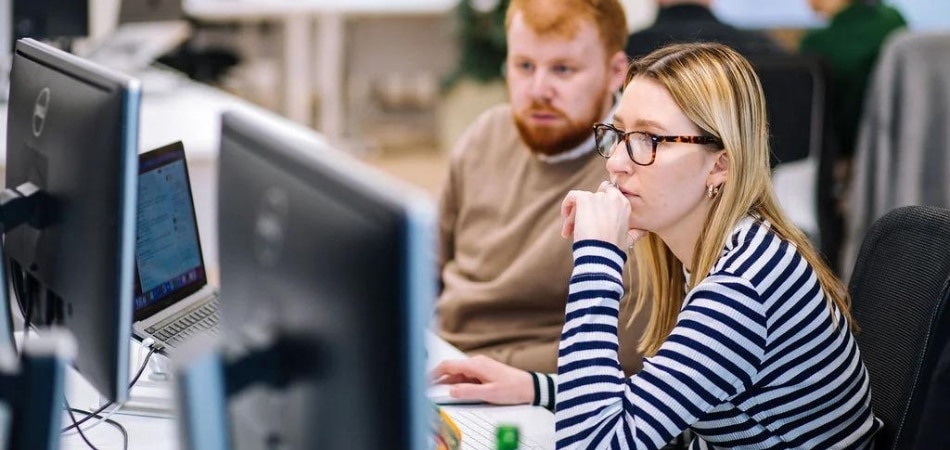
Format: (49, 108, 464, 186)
(86, 0, 189, 78)
(119, 0, 184, 24)
(11, 0, 89, 49)
(175, 110, 435, 450)
(0, 331, 75, 450)
(5, 38, 140, 403)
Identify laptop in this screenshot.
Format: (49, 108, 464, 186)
(132, 141, 219, 355)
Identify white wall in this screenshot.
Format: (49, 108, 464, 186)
(622, 0, 659, 32)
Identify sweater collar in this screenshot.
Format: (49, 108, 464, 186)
(536, 93, 620, 164)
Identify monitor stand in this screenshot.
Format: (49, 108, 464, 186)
(97, 348, 175, 418)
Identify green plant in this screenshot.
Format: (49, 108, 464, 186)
(443, 0, 510, 90)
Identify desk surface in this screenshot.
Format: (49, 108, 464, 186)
(57, 334, 554, 450)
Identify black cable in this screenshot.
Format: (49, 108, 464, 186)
(64, 400, 101, 450)
(67, 407, 129, 450)
(60, 347, 157, 432)
(10, 261, 30, 353)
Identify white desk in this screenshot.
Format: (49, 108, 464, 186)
(184, 0, 458, 143)
(55, 333, 554, 450)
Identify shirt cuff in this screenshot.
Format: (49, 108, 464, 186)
(571, 240, 626, 281)
(529, 372, 557, 411)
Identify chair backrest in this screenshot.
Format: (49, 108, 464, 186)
(751, 55, 841, 268)
(848, 206, 950, 449)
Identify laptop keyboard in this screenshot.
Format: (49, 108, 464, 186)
(447, 409, 545, 450)
(146, 296, 220, 348)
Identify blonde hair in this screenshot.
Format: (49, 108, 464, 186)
(626, 43, 853, 356)
(505, 0, 628, 56)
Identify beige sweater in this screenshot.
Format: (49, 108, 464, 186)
(437, 104, 646, 374)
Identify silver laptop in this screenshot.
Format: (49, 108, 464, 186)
(132, 141, 219, 355)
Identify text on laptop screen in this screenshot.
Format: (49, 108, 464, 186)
(134, 150, 204, 312)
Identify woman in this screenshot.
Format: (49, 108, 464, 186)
(432, 43, 881, 449)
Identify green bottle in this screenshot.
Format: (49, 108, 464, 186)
(496, 424, 519, 450)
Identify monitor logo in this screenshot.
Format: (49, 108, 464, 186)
(254, 188, 289, 266)
(33, 88, 51, 138)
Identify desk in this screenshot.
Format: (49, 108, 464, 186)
(184, 0, 458, 143)
(56, 333, 554, 450)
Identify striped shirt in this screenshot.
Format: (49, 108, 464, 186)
(554, 217, 881, 449)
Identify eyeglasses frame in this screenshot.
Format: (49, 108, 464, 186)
(593, 122, 725, 166)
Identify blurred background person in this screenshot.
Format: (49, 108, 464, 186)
(625, 0, 785, 60)
(799, 0, 906, 159)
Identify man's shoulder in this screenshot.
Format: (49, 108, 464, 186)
(450, 103, 518, 160)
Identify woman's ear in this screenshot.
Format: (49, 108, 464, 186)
(708, 150, 729, 187)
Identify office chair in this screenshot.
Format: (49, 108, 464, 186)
(750, 55, 841, 270)
(848, 205, 950, 449)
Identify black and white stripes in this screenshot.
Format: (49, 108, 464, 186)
(554, 217, 881, 449)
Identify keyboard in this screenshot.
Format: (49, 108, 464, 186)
(448, 408, 545, 450)
(146, 297, 220, 348)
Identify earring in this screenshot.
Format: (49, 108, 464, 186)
(706, 184, 721, 199)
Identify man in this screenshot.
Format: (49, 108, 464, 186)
(625, 0, 785, 60)
(437, 0, 645, 375)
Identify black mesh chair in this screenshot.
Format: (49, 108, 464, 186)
(848, 206, 950, 449)
(750, 55, 841, 270)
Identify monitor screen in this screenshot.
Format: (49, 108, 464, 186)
(177, 110, 435, 450)
(5, 38, 140, 403)
(11, 0, 88, 46)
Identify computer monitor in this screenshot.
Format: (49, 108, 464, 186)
(0, 330, 75, 450)
(11, 0, 89, 49)
(119, 0, 184, 24)
(175, 110, 435, 450)
(86, 0, 189, 77)
(4, 38, 140, 403)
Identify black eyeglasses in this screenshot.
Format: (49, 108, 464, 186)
(593, 123, 724, 166)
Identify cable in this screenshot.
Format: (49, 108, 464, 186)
(61, 402, 122, 438)
(64, 400, 101, 450)
(67, 407, 129, 450)
(11, 261, 30, 353)
(60, 346, 157, 433)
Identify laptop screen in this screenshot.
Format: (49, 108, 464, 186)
(133, 141, 207, 319)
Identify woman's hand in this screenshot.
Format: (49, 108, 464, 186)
(429, 355, 535, 405)
(561, 181, 645, 248)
